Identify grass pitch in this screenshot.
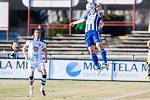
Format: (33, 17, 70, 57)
(0, 80, 150, 100)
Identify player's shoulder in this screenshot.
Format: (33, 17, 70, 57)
(26, 39, 35, 44)
(39, 40, 46, 46)
(26, 39, 32, 43)
(40, 40, 46, 43)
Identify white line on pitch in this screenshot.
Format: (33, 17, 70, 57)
(110, 89, 150, 100)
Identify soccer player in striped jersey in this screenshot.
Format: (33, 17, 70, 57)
(70, 3, 107, 76)
(22, 29, 48, 96)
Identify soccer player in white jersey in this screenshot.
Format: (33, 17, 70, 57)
(70, 3, 107, 76)
(22, 29, 48, 96)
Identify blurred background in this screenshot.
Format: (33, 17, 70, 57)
(0, 0, 150, 60)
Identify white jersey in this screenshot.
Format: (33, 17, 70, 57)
(25, 40, 46, 62)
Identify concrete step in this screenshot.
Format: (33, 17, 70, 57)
(106, 48, 148, 52)
(47, 43, 85, 48)
(117, 40, 147, 44)
(122, 37, 150, 40)
(108, 44, 147, 48)
(46, 47, 87, 51)
(56, 33, 111, 37)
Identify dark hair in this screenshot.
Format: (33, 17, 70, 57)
(34, 29, 41, 34)
(10, 41, 19, 50)
(96, 3, 103, 8)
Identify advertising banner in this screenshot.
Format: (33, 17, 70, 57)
(50, 59, 148, 81)
(0, 59, 49, 79)
(111, 61, 147, 81)
(0, 59, 148, 81)
(50, 59, 112, 80)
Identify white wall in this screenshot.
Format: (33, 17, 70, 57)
(0, 2, 8, 30)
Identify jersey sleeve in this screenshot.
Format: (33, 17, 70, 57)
(25, 40, 31, 46)
(42, 42, 46, 49)
(84, 15, 88, 20)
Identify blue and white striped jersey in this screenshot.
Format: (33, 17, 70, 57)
(84, 11, 101, 32)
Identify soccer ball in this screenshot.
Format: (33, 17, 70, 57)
(86, 2, 95, 11)
(87, 0, 94, 3)
(147, 40, 150, 48)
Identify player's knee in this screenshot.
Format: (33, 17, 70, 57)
(29, 76, 33, 80)
(89, 50, 95, 54)
(42, 75, 47, 78)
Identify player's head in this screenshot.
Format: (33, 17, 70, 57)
(38, 25, 41, 29)
(11, 41, 20, 51)
(33, 29, 41, 40)
(96, 3, 103, 12)
(86, 2, 95, 12)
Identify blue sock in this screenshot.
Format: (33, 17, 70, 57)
(100, 48, 107, 64)
(92, 53, 100, 69)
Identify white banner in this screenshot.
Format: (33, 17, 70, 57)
(50, 59, 112, 80)
(0, 2, 8, 30)
(0, 59, 49, 79)
(89, 0, 143, 5)
(0, 59, 148, 81)
(22, 0, 79, 8)
(50, 59, 148, 81)
(111, 61, 147, 81)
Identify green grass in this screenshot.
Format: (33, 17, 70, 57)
(0, 80, 150, 100)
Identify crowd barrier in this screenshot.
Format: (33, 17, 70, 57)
(0, 58, 148, 81)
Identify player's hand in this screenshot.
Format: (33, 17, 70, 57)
(70, 22, 74, 27)
(144, 62, 148, 67)
(44, 59, 47, 63)
(24, 56, 28, 60)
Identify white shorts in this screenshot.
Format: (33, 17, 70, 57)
(28, 61, 45, 72)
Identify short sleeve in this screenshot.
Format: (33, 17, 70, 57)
(25, 40, 31, 46)
(84, 15, 88, 20)
(42, 42, 46, 49)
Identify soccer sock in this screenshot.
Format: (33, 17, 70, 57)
(41, 75, 47, 89)
(100, 48, 107, 64)
(92, 53, 100, 69)
(29, 76, 34, 86)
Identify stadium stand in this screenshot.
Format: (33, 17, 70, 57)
(0, 31, 149, 61)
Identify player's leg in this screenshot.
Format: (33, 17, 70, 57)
(88, 45, 100, 68)
(38, 63, 47, 96)
(88, 45, 104, 76)
(93, 31, 107, 65)
(92, 31, 107, 75)
(96, 42, 107, 65)
(29, 72, 34, 96)
(85, 31, 100, 69)
(28, 61, 35, 96)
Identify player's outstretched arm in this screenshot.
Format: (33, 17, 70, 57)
(70, 18, 85, 27)
(22, 44, 28, 60)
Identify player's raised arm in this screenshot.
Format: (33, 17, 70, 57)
(70, 18, 85, 27)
